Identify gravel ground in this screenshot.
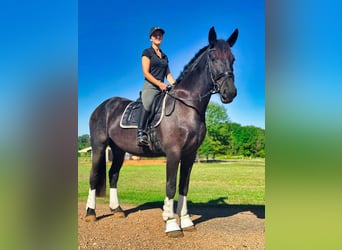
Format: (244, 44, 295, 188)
(78, 202, 264, 249)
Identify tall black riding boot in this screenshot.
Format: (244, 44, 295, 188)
(137, 108, 150, 146)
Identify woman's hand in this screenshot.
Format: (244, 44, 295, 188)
(159, 82, 168, 91)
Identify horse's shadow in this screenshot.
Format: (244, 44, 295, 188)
(121, 197, 264, 225)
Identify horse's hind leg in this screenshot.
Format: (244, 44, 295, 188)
(85, 114, 109, 221)
(108, 143, 125, 218)
(85, 144, 107, 222)
(177, 152, 196, 231)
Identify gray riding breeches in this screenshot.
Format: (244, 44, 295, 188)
(141, 80, 162, 112)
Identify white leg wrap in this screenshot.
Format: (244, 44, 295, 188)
(162, 197, 175, 221)
(109, 188, 119, 209)
(176, 195, 188, 216)
(177, 195, 194, 228)
(165, 218, 181, 233)
(86, 189, 96, 210)
(180, 214, 194, 229)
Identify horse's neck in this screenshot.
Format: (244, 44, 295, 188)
(174, 69, 212, 114)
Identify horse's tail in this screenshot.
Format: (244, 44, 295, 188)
(89, 99, 110, 197)
(89, 152, 107, 197)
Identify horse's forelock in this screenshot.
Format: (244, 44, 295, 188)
(214, 40, 233, 58)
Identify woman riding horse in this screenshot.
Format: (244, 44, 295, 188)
(85, 26, 238, 238)
(138, 26, 176, 146)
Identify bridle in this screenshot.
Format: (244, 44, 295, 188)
(208, 48, 234, 94)
(166, 47, 234, 102)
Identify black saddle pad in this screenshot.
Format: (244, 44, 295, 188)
(120, 101, 142, 128)
(120, 95, 166, 129)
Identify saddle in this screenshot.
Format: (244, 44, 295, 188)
(120, 92, 167, 152)
(120, 92, 166, 129)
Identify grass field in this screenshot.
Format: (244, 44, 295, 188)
(78, 158, 265, 206)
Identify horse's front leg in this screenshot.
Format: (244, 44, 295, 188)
(177, 152, 196, 231)
(163, 153, 183, 238)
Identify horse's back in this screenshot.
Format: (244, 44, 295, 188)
(89, 97, 132, 144)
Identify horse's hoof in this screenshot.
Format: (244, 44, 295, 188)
(110, 206, 126, 218)
(165, 218, 183, 237)
(85, 214, 96, 222)
(180, 214, 195, 230)
(85, 207, 96, 222)
(166, 230, 184, 238)
(182, 225, 196, 232)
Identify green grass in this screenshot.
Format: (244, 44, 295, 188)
(78, 158, 265, 206)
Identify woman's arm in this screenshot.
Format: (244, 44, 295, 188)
(165, 67, 176, 85)
(142, 56, 167, 90)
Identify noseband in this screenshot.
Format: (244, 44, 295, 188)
(207, 48, 234, 94)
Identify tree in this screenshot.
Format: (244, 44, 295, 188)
(199, 102, 231, 160)
(226, 124, 265, 158)
(225, 122, 242, 155)
(205, 102, 230, 128)
(198, 135, 224, 161)
(199, 101, 265, 159)
(78, 134, 90, 150)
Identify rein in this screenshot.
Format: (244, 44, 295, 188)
(166, 88, 213, 102)
(166, 48, 234, 102)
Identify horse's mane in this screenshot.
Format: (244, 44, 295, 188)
(176, 45, 209, 83)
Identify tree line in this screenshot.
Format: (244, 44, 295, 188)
(78, 102, 265, 159)
(78, 134, 91, 151)
(197, 102, 264, 160)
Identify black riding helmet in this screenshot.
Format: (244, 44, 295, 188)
(149, 26, 165, 38)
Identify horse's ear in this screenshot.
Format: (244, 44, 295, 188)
(208, 26, 217, 47)
(227, 28, 238, 47)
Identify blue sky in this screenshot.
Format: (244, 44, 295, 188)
(78, 0, 265, 135)
(2, 1, 342, 248)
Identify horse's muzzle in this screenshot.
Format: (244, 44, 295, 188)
(220, 87, 237, 103)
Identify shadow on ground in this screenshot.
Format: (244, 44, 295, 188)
(116, 197, 264, 225)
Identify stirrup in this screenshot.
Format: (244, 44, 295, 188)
(138, 137, 149, 146)
(137, 131, 149, 146)
(138, 140, 148, 146)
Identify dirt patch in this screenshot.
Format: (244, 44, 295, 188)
(123, 159, 166, 166)
(78, 202, 264, 249)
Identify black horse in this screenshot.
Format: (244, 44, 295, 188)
(85, 27, 238, 237)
